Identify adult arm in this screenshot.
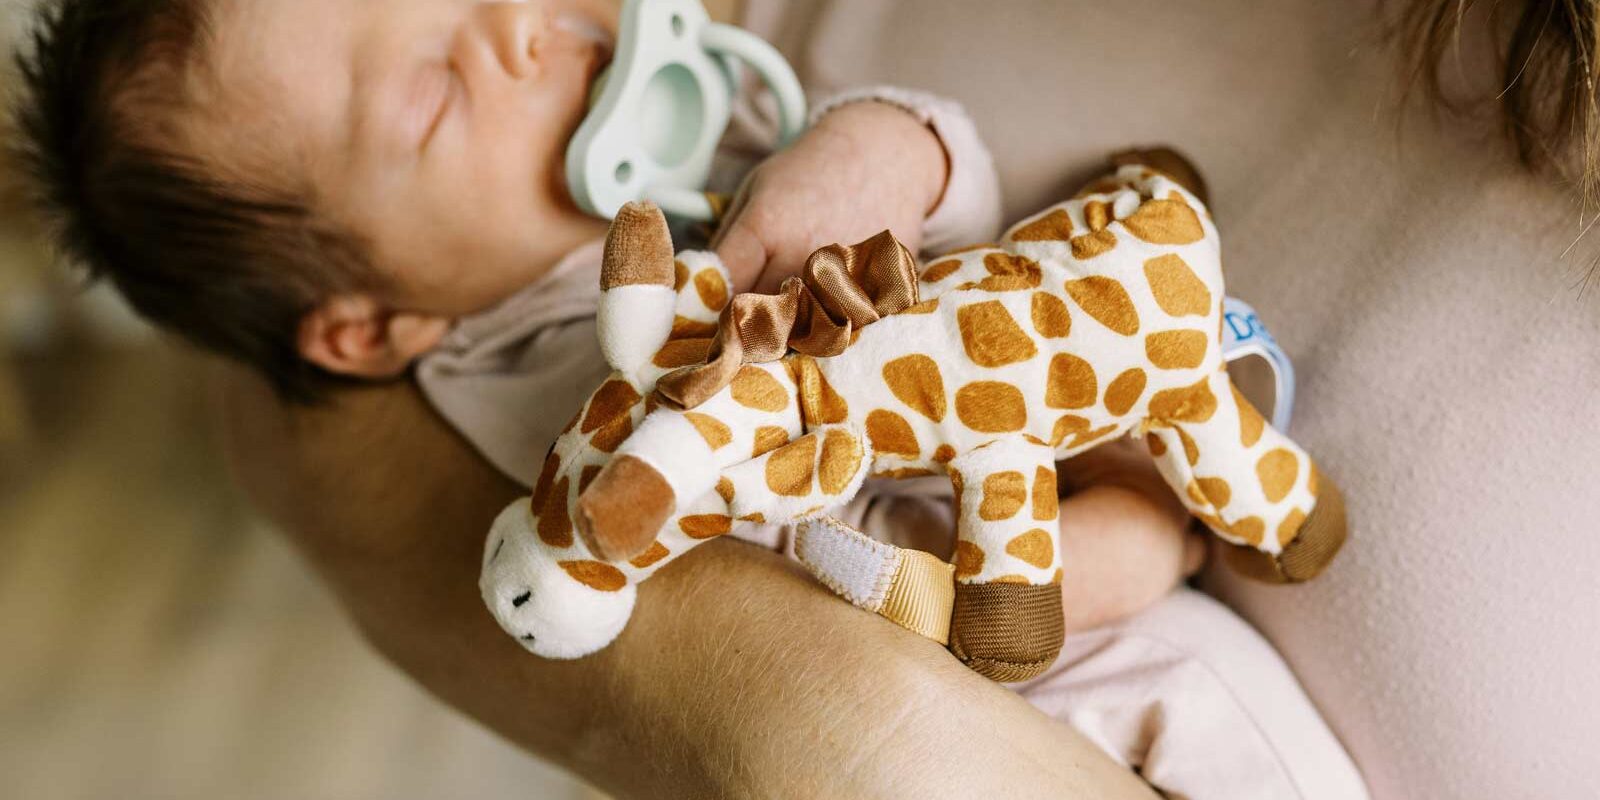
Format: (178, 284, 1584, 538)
(216, 366, 1156, 799)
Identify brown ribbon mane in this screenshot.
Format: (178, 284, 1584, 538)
(656, 230, 920, 409)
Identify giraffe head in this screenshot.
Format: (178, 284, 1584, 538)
(482, 501, 638, 658)
(478, 202, 733, 658)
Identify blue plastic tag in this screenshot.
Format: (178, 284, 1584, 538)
(1220, 296, 1295, 432)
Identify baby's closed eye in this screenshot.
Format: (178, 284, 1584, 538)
(412, 63, 459, 150)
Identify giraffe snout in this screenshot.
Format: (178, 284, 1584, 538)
(481, 500, 640, 659)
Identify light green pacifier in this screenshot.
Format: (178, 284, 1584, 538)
(565, 0, 807, 222)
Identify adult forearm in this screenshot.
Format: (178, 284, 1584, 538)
(549, 541, 1157, 798)
(349, 539, 1157, 799)
(218, 368, 1154, 798)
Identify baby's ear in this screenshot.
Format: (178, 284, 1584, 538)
(298, 294, 451, 378)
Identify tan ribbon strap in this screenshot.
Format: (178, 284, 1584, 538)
(879, 549, 955, 645)
(704, 192, 734, 224)
(656, 230, 920, 409)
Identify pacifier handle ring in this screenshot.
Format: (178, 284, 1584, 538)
(567, 1, 809, 223)
(699, 22, 807, 147)
(645, 22, 806, 221)
(642, 186, 716, 220)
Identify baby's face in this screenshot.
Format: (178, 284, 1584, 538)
(199, 0, 617, 315)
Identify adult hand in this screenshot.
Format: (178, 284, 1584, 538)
(714, 100, 949, 294)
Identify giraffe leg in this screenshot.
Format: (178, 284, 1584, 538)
(1143, 370, 1348, 583)
(946, 438, 1065, 682)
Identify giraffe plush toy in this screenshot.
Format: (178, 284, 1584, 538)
(482, 155, 1348, 680)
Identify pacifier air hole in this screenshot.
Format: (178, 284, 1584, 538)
(638, 63, 704, 169)
(670, 13, 686, 37)
(615, 161, 634, 184)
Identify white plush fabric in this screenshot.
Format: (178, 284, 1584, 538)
(616, 411, 723, 502)
(481, 502, 638, 659)
(434, 71, 1368, 800)
(596, 284, 677, 380)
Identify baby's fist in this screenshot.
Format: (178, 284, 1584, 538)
(715, 101, 949, 294)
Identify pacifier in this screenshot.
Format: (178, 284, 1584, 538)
(1220, 296, 1296, 431)
(565, 0, 807, 222)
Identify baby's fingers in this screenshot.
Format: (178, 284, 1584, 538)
(713, 216, 770, 294)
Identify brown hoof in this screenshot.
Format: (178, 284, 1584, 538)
(948, 581, 1065, 683)
(1225, 477, 1348, 584)
(575, 455, 675, 562)
(1109, 146, 1210, 205)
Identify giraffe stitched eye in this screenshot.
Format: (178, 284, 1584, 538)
(512, 591, 532, 608)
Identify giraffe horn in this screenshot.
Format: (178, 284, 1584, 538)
(597, 202, 678, 378)
(601, 201, 675, 290)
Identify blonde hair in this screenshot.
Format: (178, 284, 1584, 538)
(1399, 0, 1600, 195)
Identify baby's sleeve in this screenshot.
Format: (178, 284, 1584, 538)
(807, 86, 1004, 254)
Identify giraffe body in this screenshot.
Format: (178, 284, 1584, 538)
(483, 164, 1347, 675)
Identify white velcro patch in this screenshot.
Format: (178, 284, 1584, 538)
(795, 517, 897, 611)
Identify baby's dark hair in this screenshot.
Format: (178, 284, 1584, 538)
(10, 0, 377, 403)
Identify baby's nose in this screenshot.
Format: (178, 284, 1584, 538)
(475, 1, 551, 79)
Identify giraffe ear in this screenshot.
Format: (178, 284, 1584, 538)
(598, 202, 678, 378)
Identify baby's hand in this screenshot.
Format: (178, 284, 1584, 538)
(714, 101, 949, 294)
(1056, 436, 1209, 633)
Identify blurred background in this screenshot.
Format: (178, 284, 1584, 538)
(0, 1, 598, 796)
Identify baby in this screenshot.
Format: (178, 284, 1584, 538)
(11, 0, 1365, 797)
